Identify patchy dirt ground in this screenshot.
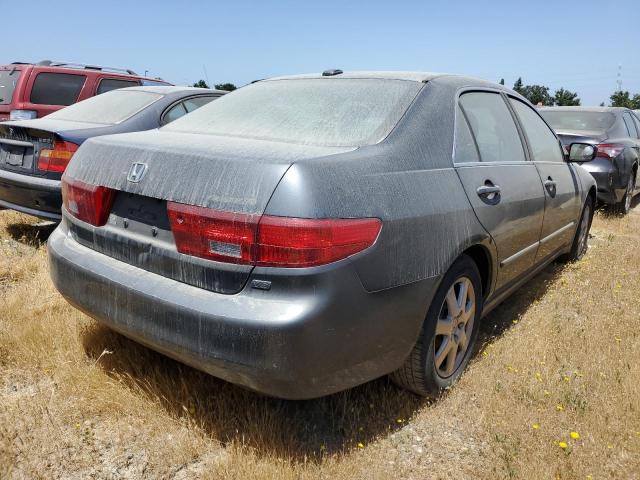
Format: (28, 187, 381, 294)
(1, 202, 639, 479)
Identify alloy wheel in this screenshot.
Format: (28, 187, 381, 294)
(433, 277, 475, 378)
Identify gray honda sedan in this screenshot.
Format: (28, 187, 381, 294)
(47, 71, 597, 399)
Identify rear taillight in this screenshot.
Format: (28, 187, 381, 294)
(595, 143, 625, 159)
(61, 176, 115, 226)
(38, 140, 79, 173)
(167, 202, 382, 267)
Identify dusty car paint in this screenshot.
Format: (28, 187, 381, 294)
(48, 72, 596, 399)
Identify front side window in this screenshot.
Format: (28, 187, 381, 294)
(458, 92, 526, 163)
(163, 78, 423, 147)
(97, 78, 140, 95)
(510, 98, 564, 163)
(46, 89, 162, 125)
(30, 73, 86, 105)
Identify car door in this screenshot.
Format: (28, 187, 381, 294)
(508, 97, 581, 261)
(454, 90, 545, 289)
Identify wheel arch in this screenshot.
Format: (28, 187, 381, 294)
(460, 244, 493, 300)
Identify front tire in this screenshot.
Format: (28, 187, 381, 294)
(391, 255, 482, 396)
(560, 197, 593, 262)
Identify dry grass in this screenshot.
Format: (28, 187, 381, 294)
(0, 203, 639, 479)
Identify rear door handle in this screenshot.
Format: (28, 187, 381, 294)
(476, 185, 501, 196)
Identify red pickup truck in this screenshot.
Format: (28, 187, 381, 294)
(0, 60, 172, 121)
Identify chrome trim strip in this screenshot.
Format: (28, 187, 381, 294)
(540, 221, 575, 245)
(0, 138, 33, 148)
(500, 241, 540, 267)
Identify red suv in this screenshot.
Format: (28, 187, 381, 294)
(0, 60, 172, 121)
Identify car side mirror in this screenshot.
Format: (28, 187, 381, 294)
(568, 143, 597, 163)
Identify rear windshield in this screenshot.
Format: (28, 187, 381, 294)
(0, 69, 21, 105)
(46, 89, 163, 125)
(540, 110, 616, 131)
(162, 78, 423, 147)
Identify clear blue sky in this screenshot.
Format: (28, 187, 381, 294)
(3, 0, 639, 106)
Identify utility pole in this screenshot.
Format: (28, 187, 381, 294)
(616, 64, 622, 92)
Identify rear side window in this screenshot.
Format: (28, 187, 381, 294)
(454, 106, 480, 163)
(161, 103, 188, 125)
(97, 78, 140, 95)
(459, 92, 526, 163)
(622, 112, 638, 138)
(510, 98, 564, 163)
(30, 73, 86, 106)
(0, 69, 21, 105)
(183, 96, 215, 112)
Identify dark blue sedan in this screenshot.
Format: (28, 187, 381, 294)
(0, 86, 225, 220)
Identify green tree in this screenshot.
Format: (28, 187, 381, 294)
(513, 77, 524, 94)
(192, 79, 209, 88)
(214, 83, 237, 92)
(553, 88, 580, 106)
(631, 94, 640, 110)
(610, 90, 632, 108)
(520, 84, 553, 106)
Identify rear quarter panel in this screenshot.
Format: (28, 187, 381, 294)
(265, 81, 494, 293)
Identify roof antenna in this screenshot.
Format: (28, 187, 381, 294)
(203, 65, 210, 86)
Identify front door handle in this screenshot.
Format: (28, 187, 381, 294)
(544, 177, 557, 197)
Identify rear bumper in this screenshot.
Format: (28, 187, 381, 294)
(581, 160, 625, 205)
(0, 168, 61, 220)
(48, 222, 437, 399)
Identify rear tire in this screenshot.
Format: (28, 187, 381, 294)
(614, 171, 635, 215)
(391, 254, 482, 397)
(560, 197, 593, 263)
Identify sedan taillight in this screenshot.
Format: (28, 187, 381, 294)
(167, 202, 382, 267)
(595, 143, 625, 159)
(38, 140, 79, 173)
(61, 176, 115, 226)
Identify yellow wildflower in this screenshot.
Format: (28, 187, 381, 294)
(558, 441, 568, 449)
(556, 404, 565, 412)
(357, 442, 364, 449)
(570, 431, 580, 440)
(532, 423, 541, 430)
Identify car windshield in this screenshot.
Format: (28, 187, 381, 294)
(0, 68, 21, 105)
(46, 89, 163, 125)
(540, 110, 616, 131)
(162, 78, 423, 147)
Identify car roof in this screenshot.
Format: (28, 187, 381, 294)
(539, 106, 627, 113)
(118, 85, 227, 95)
(266, 71, 452, 82)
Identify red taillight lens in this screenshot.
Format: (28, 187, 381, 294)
(167, 202, 259, 264)
(255, 216, 382, 267)
(38, 140, 79, 173)
(167, 202, 382, 267)
(61, 176, 115, 226)
(595, 143, 625, 159)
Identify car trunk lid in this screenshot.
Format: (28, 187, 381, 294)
(64, 130, 353, 294)
(555, 129, 608, 146)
